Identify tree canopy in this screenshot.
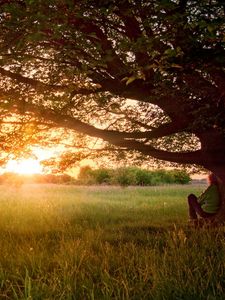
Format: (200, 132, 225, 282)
(0, 0, 225, 180)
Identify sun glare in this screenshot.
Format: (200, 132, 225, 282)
(5, 159, 43, 175)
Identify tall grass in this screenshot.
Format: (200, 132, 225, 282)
(0, 184, 224, 299)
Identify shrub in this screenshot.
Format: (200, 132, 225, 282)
(92, 168, 111, 184)
(112, 167, 137, 186)
(76, 166, 191, 186)
(135, 169, 153, 186)
(77, 166, 95, 184)
(170, 170, 191, 184)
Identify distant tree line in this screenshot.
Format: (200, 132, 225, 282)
(77, 166, 191, 186)
(0, 173, 74, 186)
(0, 167, 191, 187)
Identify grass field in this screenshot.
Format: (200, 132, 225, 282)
(0, 184, 225, 299)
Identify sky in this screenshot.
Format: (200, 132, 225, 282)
(1, 145, 97, 178)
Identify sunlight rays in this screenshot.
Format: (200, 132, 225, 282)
(5, 159, 43, 175)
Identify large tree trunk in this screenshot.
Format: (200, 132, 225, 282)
(210, 169, 225, 224)
(198, 130, 225, 224)
(214, 186, 225, 224)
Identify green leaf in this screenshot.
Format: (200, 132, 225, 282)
(207, 25, 214, 33)
(126, 76, 137, 85)
(171, 63, 183, 69)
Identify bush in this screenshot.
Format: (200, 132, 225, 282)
(92, 168, 111, 184)
(77, 166, 95, 184)
(150, 169, 191, 185)
(112, 167, 137, 186)
(0, 172, 24, 187)
(135, 168, 153, 186)
(170, 170, 191, 184)
(76, 166, 191, 186)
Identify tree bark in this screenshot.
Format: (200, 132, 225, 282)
(213, 171, 225, 224)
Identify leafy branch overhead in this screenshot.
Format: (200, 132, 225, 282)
(0, 0, 225, 179)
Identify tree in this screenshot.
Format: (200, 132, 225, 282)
(0, 2, 224, 197)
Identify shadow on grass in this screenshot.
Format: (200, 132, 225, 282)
(120, 224, 171, 234)
(102, 224, 174, 248)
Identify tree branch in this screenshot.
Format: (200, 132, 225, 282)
(30, 102, 202, 165)
(68, 16, 127, 79)
(13, 99, 187, 139)
(115, 4, 152, 71)
(103, 138, 203, 165)
(0, 67, 66, 91)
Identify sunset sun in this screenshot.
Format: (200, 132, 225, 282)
(5, 159, 43, 175)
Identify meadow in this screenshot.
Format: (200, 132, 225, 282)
(0, 184, 225, 300)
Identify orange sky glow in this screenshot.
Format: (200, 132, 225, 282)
(5, 159, 43, 175)
(2, 147, 96, 177)
(2, 148, 57, 175)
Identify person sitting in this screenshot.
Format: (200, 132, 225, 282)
(187, 173, 221, 225)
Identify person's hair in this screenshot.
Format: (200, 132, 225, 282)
(208, 173, 218, 185)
